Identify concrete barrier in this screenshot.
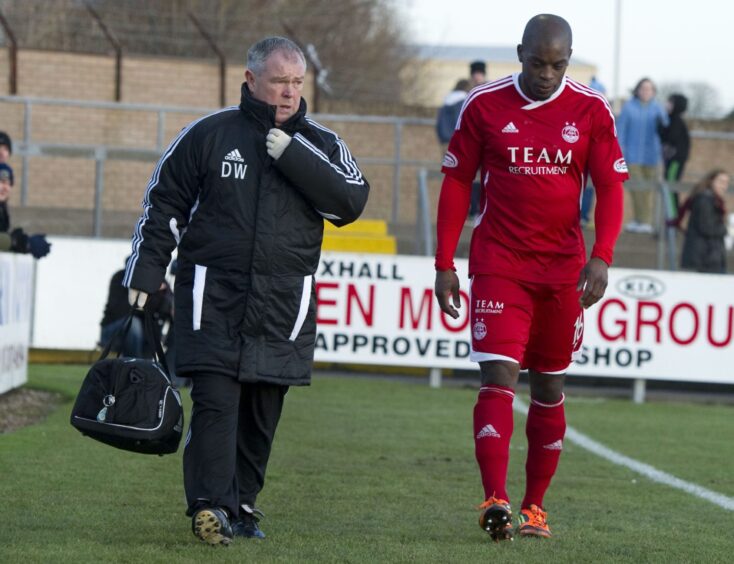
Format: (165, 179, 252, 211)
(0, 252, 33, 394)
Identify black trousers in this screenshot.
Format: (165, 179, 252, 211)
(183, 372, 288, 518)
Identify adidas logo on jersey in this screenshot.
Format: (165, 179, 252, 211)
(476, 424, 501, 439)
(543, 439, 563, 450)
(501, 122, 519, 133)
(224, 148, 245, 162)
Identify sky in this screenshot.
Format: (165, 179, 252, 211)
(400, 0, 733, 114)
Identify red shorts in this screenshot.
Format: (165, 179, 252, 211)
(469, 274, 584, 373)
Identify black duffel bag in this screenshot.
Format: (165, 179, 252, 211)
(70, 307, 184, 455)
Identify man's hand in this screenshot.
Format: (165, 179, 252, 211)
(28, 234, 51, 258)
(266, 128, 292, 160)
(435, 269, 461, 319)
(128, 288, 149, 309)
(576, 257, 609, 309)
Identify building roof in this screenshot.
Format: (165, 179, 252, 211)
(413, 44, 592, 67)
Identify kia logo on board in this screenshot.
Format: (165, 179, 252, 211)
(616, 275, 666, 299)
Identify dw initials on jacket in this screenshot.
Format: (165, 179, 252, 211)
(124, 84, 369, 385)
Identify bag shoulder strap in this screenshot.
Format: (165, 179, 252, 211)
(143, 307, 170, 376)
(98, 310, 135, 361)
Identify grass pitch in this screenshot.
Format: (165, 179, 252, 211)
(1, 365, 732, 563)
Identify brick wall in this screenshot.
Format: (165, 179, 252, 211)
(27, 156, 96, 209)
(122, 56, 220, 107)
(102, 160, 154, 211)
(17, 50, 116, 101)
(0, 47, 732, 234)
(0, 47, 312, 107)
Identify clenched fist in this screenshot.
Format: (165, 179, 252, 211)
(266, 128, 292, 160)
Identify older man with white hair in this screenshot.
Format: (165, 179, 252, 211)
(124, 36, 369, 545)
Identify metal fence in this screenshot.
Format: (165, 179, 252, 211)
(415, 169, 696, 271)
(3, 94, 733, 245)
(1, 95, 438, 235)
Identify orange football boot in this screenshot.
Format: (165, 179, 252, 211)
(517, 504, 552, 538)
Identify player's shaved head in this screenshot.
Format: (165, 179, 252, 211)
(516, 14, 573, 100)
(522, 14, 572, 53)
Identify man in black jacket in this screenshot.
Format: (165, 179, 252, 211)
(124, 36, 369, 545)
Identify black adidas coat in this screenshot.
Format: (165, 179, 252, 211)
(124, 84, 369, 385)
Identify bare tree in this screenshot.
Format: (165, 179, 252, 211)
(0, 0, 419, 108)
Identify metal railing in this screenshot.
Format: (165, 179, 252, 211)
(5, 96, 197, 212)
(627, 178, 694, 270)
(2, 93, 732, 244)
(0, 95, 439, 234)
(416, 167, 440, 256)
(416, 170, 694, 270)
(661, 180, 693, 270)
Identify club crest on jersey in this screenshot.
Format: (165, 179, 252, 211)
(473, 320, 487, 340)
(442, 151, 458, 168)
(561, 122, 579, 143)
(613, 157, 628, 173)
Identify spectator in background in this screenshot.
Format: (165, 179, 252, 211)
(617, 77, 668, 233)
(465, 61, 488, 218)
(580, 76, 608, 227)
(0, 131, 12, 163)
(589, 76, 606, 95)
(470, 60, 487, 88)
(436, 79, 470, 154)
(100, 262, 144, 358)
(0, 163, 51, 258)
(0, 136, 15, 253)
(659, 93, 691, 215)
(99, 256, 174, 358)
(436, 81, 475, 216)
(678, 169, 728, 273)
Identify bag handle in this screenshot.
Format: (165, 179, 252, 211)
(97, 306, 171, 376)
(143, 307, 170, 375)
(98, 309, 135, 360)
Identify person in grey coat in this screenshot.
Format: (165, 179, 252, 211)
(679, 169, 729, 273)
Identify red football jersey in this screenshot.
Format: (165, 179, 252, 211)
(442, 74, 628, 283)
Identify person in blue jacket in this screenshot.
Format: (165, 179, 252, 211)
(436, 79, 470, 153)
(617, 78, 668, 233)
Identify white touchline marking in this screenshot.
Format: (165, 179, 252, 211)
(514, 398, 734, 511)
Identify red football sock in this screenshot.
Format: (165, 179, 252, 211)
(522, 394, 567, 509)
(473, 385, 515, 502)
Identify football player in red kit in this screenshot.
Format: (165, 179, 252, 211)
(434, 14, 627, 541)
